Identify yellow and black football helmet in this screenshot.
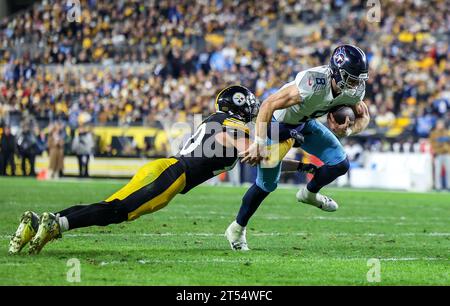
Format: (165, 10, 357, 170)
(215, 85, 260, 123)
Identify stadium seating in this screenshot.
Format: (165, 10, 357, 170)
(0, 0, 449, 158)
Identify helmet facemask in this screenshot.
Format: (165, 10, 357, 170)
(247, 94, 260, 123)
(336, 69, 368, 97)
(235, 93, 260, 123)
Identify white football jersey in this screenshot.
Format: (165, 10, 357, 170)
(273, 65, 365, 124)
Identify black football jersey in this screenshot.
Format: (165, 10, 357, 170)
(175, 112, 249, 194)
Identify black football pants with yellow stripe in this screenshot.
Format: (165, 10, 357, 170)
(55, 158, 186, 230)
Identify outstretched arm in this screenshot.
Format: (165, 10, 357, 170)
(217, 133, 316, 174)
(239, 84, 302, 165)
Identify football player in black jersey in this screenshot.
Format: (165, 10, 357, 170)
(9, 85, 313, 255)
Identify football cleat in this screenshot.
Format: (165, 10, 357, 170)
(296, 186, 338, 212)
(9, 211, 40, 254)
(28, 212, 62, 255)
(225, 221, 250, 251)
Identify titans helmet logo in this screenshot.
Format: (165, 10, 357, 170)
(333, 47, 346, 67)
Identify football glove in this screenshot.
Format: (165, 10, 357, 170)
(297, 162, 318, 174)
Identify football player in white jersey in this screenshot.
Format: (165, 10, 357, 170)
(225, 45, 371, 251)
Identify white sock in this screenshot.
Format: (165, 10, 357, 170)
(58, 216, 69, 232)
(232, 220, 244, 231)
(304, 187, 317, 198)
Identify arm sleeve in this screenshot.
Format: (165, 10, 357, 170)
(222, 118, 250, 140)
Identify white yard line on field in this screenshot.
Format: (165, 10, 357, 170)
(380, 257, 446, 261)
(1, 257, 447, 267)
(1, 232, 449, 240)
(63, 232, 450, 237)
(158, 213, 450, 224)
(5, 177, 450, 196)
(95, 257, 449, 266)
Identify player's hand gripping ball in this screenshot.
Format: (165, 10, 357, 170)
(327, 106, 355, 137)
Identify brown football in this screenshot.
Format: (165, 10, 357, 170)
(329, 106, 355, 124)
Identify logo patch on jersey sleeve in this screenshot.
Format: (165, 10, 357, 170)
(304, 72, 327, 93)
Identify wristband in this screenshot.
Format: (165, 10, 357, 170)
(254, 136, 267, 146)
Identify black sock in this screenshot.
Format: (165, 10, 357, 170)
(56, 205, 89, 217)
(236, 184, 270, 227)
(65, 201, 128, 230)
(307, 158, 349, 193)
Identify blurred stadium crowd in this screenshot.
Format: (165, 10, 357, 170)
(0, 0, 449, 186)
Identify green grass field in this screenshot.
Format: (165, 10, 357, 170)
(0, 177, 448, 285)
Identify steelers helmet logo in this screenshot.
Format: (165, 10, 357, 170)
(232, 92, 246, 106)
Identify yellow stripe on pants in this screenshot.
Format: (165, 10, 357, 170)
(104, 158, 186, 220)
(261, 139, 295, 168)
(127, 172, 186, 220)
